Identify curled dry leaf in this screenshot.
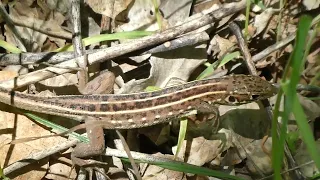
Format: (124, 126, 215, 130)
(159, 0, 192, 27)
(0, 113, 68, 179)
(173, 136, 228, 166)
(217, 104, 273, 174)
(117, 45, 206, 94)
(245, 138, 273, 175)
(0, 70, 19, 82)
(253, 8, 275, 38)
(6, 2, 68, 50)
(115, 0, 160, 32)
(86, 0, 133, 19)
(302, 0, 320, 10)
(140, 154, 185, 180)
(209, 35, 235, 58)
(294, 140, 320, 177)
(45, 157, 77, 179)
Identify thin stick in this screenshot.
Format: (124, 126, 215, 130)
(0, 0, 247, 89)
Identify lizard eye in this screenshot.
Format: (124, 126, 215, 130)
(251, 95, 260, 100)
(227, 96, 236, 103)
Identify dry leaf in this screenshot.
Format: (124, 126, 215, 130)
(173, 136, 225, 166)
(0, 70, 19, 81)
(209, 35, 235, 58)
(253, 8, 275, 37)
(294, 140, 320, 177)
(45, 157, 77, 179)
(6, 2, 69, 51)
(140, 154, 185, 179)
(86, 0, 133, 19)
(0, 112, 68, 179)
(303, 0, 320, 10)
(116, 0, 160, 32)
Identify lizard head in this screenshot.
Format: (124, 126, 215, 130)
(217, 75, 277, 105)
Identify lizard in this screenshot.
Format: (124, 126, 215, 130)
(0, 74, 277, 165)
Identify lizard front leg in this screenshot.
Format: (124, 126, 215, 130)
(71, 117, 105, 166)
(191, 101, 220, 133)
(72, 71, 115, 166)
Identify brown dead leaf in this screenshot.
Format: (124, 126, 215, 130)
(219, 130, 272, 175)
(6, 2, 46, 51)
(45, 0, 70, 14)
(118, 45, 206, 94)
(141, 154, 185, 180)
(302, 0, 320, 10)
(159, 0, 192, 27)
(269, 95, 320, 122)
(39, 73, 78, 88)
(173, 137, 225, 166)
(253, 8, 275, 38)
(86, 0, 133, 19)
(0, 111, 68, 179)
(106, 166, 129, 179)
(245, 138, 272, 175)
(6, 2, 69, 51)
(115, 0, 160, 32)
(42, 39, 59, 52)
(0, 70, 18, 81)
(193, 0, 221, 14)
(294, 140, 320, 177)
(45, 157, 77, 179)
(138, 124, 170, 146)
(209, 35, 235, 58)
(297, 94, 320, 121)
(247, 24, 256, 38)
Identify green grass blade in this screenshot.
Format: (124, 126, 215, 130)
(291, 94, 320, 168)
(0, 39, 23, 53)
(271, 87, 283, 180)
(217, 51, 240, 68)
(145, 84, 188, 162)
(174, 118, 187, 160)
(251, 0, 266, 10)
(145, 86, 162, 92)
(24, 113, 89, 143)
(55, 31, 154, 52)
(272, 15, 316, 179)
(121, 157, 244, 180)
(196, 51, 240, 80)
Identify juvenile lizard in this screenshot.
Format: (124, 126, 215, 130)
(0, 75, 276, 164)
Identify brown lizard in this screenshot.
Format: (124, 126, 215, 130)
(1, 75, 276, 165)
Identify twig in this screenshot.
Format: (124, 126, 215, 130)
(11, 16, 72, 40)
(272, 83, 320, 93)
(229, 22, 269, 178)
(0, 2, 26, 51)
(70, 1, 107, 179)
(0, 32, 209, 66)
(103, 146, 233, 173)
(71, 0, 88, 90)
(258, 160, 314, 180)
(115, 131, 142, 180)
(229, 22, 257, 75)
(40, 62, 83, 71)
(3, 139, 79, 175)
(252, 34, 295, 62)
(0, 0, 247, 89)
